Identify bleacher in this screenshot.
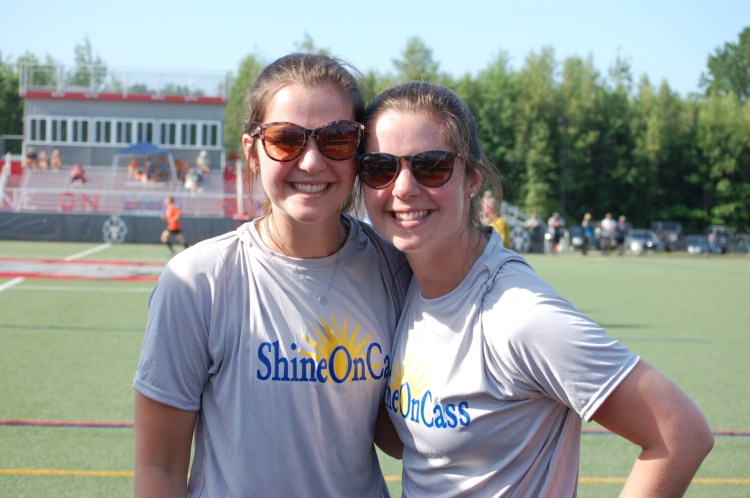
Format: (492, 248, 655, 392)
(0, 158, 252, 219)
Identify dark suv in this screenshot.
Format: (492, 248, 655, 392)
(707, 225, 733, 254)
(651, 221, 683, 252)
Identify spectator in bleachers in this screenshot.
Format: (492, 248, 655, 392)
(154, 156, 170, 182)
(38, 150, 49, 170)
(196, 150, 211, 175)
(70, 163, 86, 185)
(128, 159, 139, 179)
(25, 147, 38, 169)
(50, 149, 63, 172)
(184, 164, 200, 194)
(141, 157, 153, 183)
(174, 157, 187, 182)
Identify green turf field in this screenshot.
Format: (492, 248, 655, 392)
(1, 240, 748, 497)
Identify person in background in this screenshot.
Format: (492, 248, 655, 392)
(141, 157, 153, 183)
(359, 80, 712, 497)
(196, 149, 211, 176)
(173, 157, 187, 182)
(25, 147, 38, 169)
(183, 163, 201, 194)
(547, 211, 565, 254)
(69, 163, 86, 185)
(581, 212, 595, 255)
(50, 149, 62, 172)
(480, 191, 511, 248)
(134, 53, 407, 497)
(128, 159, 140, 179)
(600, 211, 617, 255)
(523, 211, 544, 253)
(615, 214, 629, 255)
(37, 150, 49, 170)
(159, 196, 188, 254)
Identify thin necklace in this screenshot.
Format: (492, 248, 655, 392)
(260, 215, 346, 305)
(315, 248, 339, 305)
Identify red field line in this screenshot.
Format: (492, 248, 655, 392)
(2, 419, 749, 436)
(0, 272, 158, 282)
(0, 419, 133, 428)
(0, 257, 161, 266)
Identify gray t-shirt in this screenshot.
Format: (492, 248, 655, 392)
(386, 232, 639, 497)
(134, 216, 408, 497)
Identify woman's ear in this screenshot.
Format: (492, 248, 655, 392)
(467, 164, 483, 199)
(242, 134, 260, 173)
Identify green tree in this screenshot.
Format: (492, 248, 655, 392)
(392, 36, 442, 83)
(0, 54, 23, 153)
(511, 48, 558, 216)
(556, 55, 607, 219)
(467, 52, 519, 203)
(294, 33, 331, 56)
(695, 93, 750, 230)
(224, 54, 265, 154)
(701, 27, 750, 101)
(17, 52, 59, 89)
(628, 79, 692, 225)
(67, 36, 107, 90)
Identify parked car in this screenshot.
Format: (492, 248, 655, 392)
(685, 234, 720, 254)
(707, 225, 733, 253)
(732, 233, 750, 254)
(651, 220, 683, 251)
(567, 226, 585, 251)
(626, 229, 665, 254)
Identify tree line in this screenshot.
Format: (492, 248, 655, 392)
(2, 30, 749, 232)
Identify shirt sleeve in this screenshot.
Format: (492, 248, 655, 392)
(133, 252, 216, 411)
(481, 261, 640, 421)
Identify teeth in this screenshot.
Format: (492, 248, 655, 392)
(293, 183, 327, 193)
(394, 210, 428, 221)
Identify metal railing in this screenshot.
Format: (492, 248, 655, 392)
(19, 64, 233, 101)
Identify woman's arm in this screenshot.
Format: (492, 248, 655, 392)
(374, 404, 403, 459)
(592, 361, 713, 497)
(134, 392, 198, 498)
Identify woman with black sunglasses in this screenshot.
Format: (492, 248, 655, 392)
(359, 81, 712, 497)
(133, 53, 408, 497)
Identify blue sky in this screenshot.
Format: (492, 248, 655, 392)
(1, 0, 747, 96)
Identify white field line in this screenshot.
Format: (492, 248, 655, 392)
(0, 277, 25, 293)
(63, 243, 112, 261)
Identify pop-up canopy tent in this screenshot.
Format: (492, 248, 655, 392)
(111, 142, 178, 184)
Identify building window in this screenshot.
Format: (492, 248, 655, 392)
(71, 120, 89, 143)
(160, 122, 177, 145)
(50, 119, 68, 143)
(95, 120, 112, 144)
(29, 117, 47, 141)
(137, 122, 154, 143)
(115, 121, 132, 144)
(202, 123, 218, 146)
(180, 123, 197, 146)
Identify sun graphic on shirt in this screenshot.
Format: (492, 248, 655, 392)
(301, 312, 373, 381)
(390, 349, 428, 415)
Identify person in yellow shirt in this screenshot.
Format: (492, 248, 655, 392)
(481, 191, 511, 248)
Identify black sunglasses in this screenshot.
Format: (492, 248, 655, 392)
(250, 120, 363, 162)
(358, 150, 459, 189)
